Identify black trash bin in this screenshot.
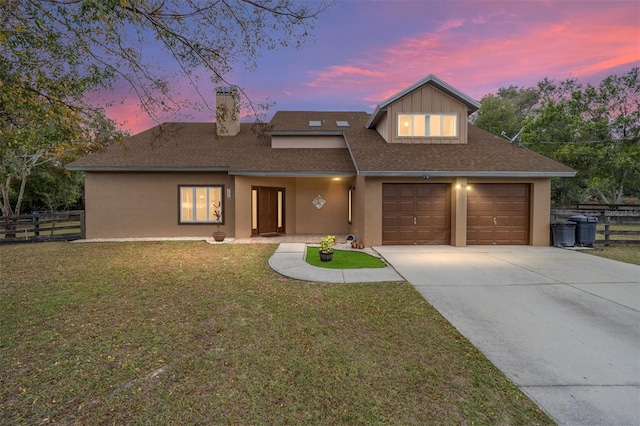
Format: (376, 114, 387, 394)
(551, 221, 576, 247)
(569, 215, 598, 246)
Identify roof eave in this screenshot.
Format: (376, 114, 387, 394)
(230, 170, 356, 177)
(65, 166, 231, 172)
(268, 130, 345, 136)
(358, 171, 577, 178)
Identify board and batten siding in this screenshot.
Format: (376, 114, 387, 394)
(388, 85, 468, 145)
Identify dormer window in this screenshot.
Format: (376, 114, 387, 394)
(397, 114, 457, 137)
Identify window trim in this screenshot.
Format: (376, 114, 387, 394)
(397, 113, 458, 137)
(178, 185, 225, 224)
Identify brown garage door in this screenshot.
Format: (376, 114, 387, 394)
(382, 184, 450, 245)
(467, 183, 530, 245)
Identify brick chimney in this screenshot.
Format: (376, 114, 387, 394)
(215, 86, 240, 137)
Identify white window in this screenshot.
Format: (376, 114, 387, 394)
(180, 186, 223, 223)
(397, 114, 458, 137)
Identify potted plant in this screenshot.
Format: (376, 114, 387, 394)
(318, 235, 336, 262)
(212, 202, 225, 242)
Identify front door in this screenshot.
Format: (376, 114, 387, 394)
(252, 187, 285, 235)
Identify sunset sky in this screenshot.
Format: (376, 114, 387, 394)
(107, 0, 640, 134)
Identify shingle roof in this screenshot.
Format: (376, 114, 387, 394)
(66, 122, 356, 175)
(345, 120, 576, 177)
(67, 112, 575, 177)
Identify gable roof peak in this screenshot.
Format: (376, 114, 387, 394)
(365, 74, 481, 128)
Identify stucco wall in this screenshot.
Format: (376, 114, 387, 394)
(233, 176, 352, 238)
(85, 172, 551, 245)
(360, 177, 552, 247)
(84, 172, 235, 238)
(294, 177, 351, 234)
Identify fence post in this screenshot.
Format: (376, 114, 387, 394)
(80, 210, 86, 239)
(34, 213, 39, 237)
(604, 216, 610, 247)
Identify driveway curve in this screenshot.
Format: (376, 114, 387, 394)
(374, 245, 640, 426)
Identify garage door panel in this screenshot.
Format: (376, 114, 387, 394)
(382, 215, 398, 227)
(382, 185, 398, 197)
(467, 184, 530, 245)
(430, 215, 449, 227)
(399, 186, 415, 197)
(383, 202, 398, 214)
(477, 216, 495, 226)
(511, 185, 529, 197)
(398, 229, 415, 241)
(432, 200, 448, 210)
(478, 200, 494, 211)
(511, 216, 529, 226)
(416, 201, 431, 212)
(399, 201, 415, 212)
(398, 216, 415, 226)
(495, 201, 514, 212)
(382, 230, 399, 244)
(511, 201, 528, 212)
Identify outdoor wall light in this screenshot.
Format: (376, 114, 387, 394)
(456, 184, 471, 190)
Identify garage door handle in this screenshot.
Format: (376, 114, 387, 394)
(414, 217, 417, 225)
(493, 217, 497, 226)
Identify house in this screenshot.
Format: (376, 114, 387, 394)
(66, 75, 575, 246)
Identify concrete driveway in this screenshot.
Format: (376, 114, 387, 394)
(374, 245, 640, 426)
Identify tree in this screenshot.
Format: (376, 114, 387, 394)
(470, 85, 539, 139)
(12, 166, 84, 213)
(1, 0, 331, 216)
(522, 68, 640, 204)
(0, 57, 121, 215)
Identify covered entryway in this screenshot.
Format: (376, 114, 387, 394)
(252, 186, 285, 236)
(467, 183, 530, 245)
(382, 183, 450, 245)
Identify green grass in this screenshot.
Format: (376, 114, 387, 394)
(588, 245, 640, 265)
(306, 247, 387, 269)
(0, 242, 553, 425)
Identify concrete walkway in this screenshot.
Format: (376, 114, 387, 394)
(374, 245, 640, 426)
(268, 243, 403, 283)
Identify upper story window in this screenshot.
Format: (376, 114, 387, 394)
(180, 185, 223, 223)
(397, 114, 457, 137)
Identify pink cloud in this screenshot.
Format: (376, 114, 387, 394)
(302, 3, 639, 105)
(437, 19, 465, 33)
(305, 65, 385, 88)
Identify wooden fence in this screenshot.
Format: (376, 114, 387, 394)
(0, 211, 85, 244)
(551, 205, 640, 246)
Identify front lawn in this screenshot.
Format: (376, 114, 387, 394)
(0, 242, 552, 425)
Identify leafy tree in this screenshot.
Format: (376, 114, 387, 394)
(11, 166, 84, 213)
(522, 68, 640, 204)
(471, 86, 539, 139)
(1, 0, 330, 216)
(0, 56, 120, 215)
